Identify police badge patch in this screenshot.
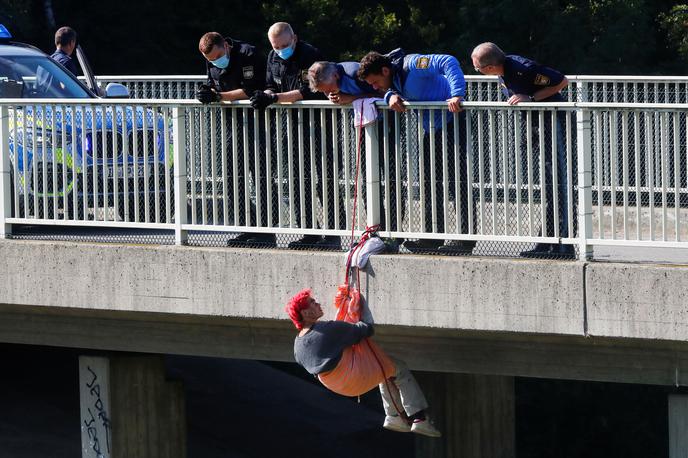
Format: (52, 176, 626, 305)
(534, 74, 550, 85)
(417, 57, 430, 69)
(243, 66, 254, 79)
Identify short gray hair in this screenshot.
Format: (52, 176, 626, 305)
(307, 61, 338, 92)
(471, 42, 506, 67)
(268, 22, 294, 39)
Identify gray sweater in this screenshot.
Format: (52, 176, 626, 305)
(294, 320, 374, 375)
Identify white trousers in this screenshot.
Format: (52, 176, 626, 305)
(378, 357, 428, 417)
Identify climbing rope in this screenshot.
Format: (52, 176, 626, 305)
(334, 103, 407, 420)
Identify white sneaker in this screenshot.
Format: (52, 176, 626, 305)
(411, 418, 442, 438)
(383, 415, 411, 433)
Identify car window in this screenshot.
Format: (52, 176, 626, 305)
(0, 54, 92, 99)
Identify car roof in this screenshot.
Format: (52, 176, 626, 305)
(0, 42, 50, 58)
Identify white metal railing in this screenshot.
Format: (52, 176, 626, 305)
(92, 75, 688, 104)
(1, 98, 688, 259)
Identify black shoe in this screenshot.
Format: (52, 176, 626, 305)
(246, 233, 277, 247)
(382, 238, 401, 254)
(552, 244, 576, 259)
(403, 239, 443, 253)
(227, 233, 276, 247)
(437, 240, 476, 255)
(288, 234, 322, 249)
(314, 236, 341, 249)
(520, 243, 554, 258)
(226, 232, 254, 247)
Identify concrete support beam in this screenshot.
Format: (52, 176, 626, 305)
(109, 355, 186, 458)
(79, 355, 186, 458)
(3, 304, 688, 385)
(415, 373, 515, 458)
(669, 395, 688, 458)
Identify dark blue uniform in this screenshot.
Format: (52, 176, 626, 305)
(204, 38, 267, 231)
(499, 55, 565, 102)
(205, 37, 265, 95)
(266, 41, 333, 246)
(500, 55, 571, 252)
(50, 49, 78, 77)
(265, 40, 325, 100)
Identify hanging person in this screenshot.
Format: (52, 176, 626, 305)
(286, 288, 441, 437)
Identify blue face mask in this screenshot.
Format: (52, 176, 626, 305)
(275, 43, 294, 60)
(211, 53, 230, 69)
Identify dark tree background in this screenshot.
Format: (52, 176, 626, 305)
(1, 0, 687, 76)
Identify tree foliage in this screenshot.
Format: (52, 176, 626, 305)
(1, 0, 685, 75)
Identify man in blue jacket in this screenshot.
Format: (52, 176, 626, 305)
(357, 50, 475, 254)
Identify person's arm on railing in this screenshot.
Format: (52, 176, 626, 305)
(409, 54, 466, 113)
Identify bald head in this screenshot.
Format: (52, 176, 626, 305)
(471, 42, 506, 68)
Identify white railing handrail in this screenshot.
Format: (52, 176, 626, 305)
(4, 98, 688, 111)
(2, 99, 688, 261)
(88, 74, 688, 83)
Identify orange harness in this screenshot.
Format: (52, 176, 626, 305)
(318, 106, 397, 398)
(318, 285, 396, 397)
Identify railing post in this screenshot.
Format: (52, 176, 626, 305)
(364, 120, 381, 228)
(576, 107, 593, 261)
(0, 105, 11, 239)
(172, 106, 188, 245)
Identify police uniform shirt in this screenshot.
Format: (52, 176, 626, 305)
(206, 37, 265, 96)
(336, 62, 376, 96)
(500, 55, 565, 102)
(265, 40, 326, 100)
(50, 49, 79, 76)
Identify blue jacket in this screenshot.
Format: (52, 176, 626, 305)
(50, 49, 78, 76)
(336, 62, 376, 96)
(384, 48, 466, 104)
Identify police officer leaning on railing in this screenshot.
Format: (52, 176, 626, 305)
(250, 22, 340, 250)
(471, 42, 574, 259)
(196, 32, 276, 246)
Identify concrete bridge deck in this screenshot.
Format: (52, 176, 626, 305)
(2, 239, 687, 386)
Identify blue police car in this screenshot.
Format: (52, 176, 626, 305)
(0, 25, 171, 221)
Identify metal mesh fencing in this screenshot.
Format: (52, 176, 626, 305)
(3, 102, 175, 228)
(589, 107, 688, 242)
(94, 75, 688, 104)
(2, 98, 686, 259)
(95, 78, 202, 99)
(376, 105, 577, 257)
(181, 104, 366, 250)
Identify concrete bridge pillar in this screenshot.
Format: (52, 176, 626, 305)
(669, 394, 688, 458)
(415, 372, 515, 458)
(79, 355, 186, 458)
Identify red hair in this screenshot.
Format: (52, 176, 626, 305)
(285, 288, 312, 330)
